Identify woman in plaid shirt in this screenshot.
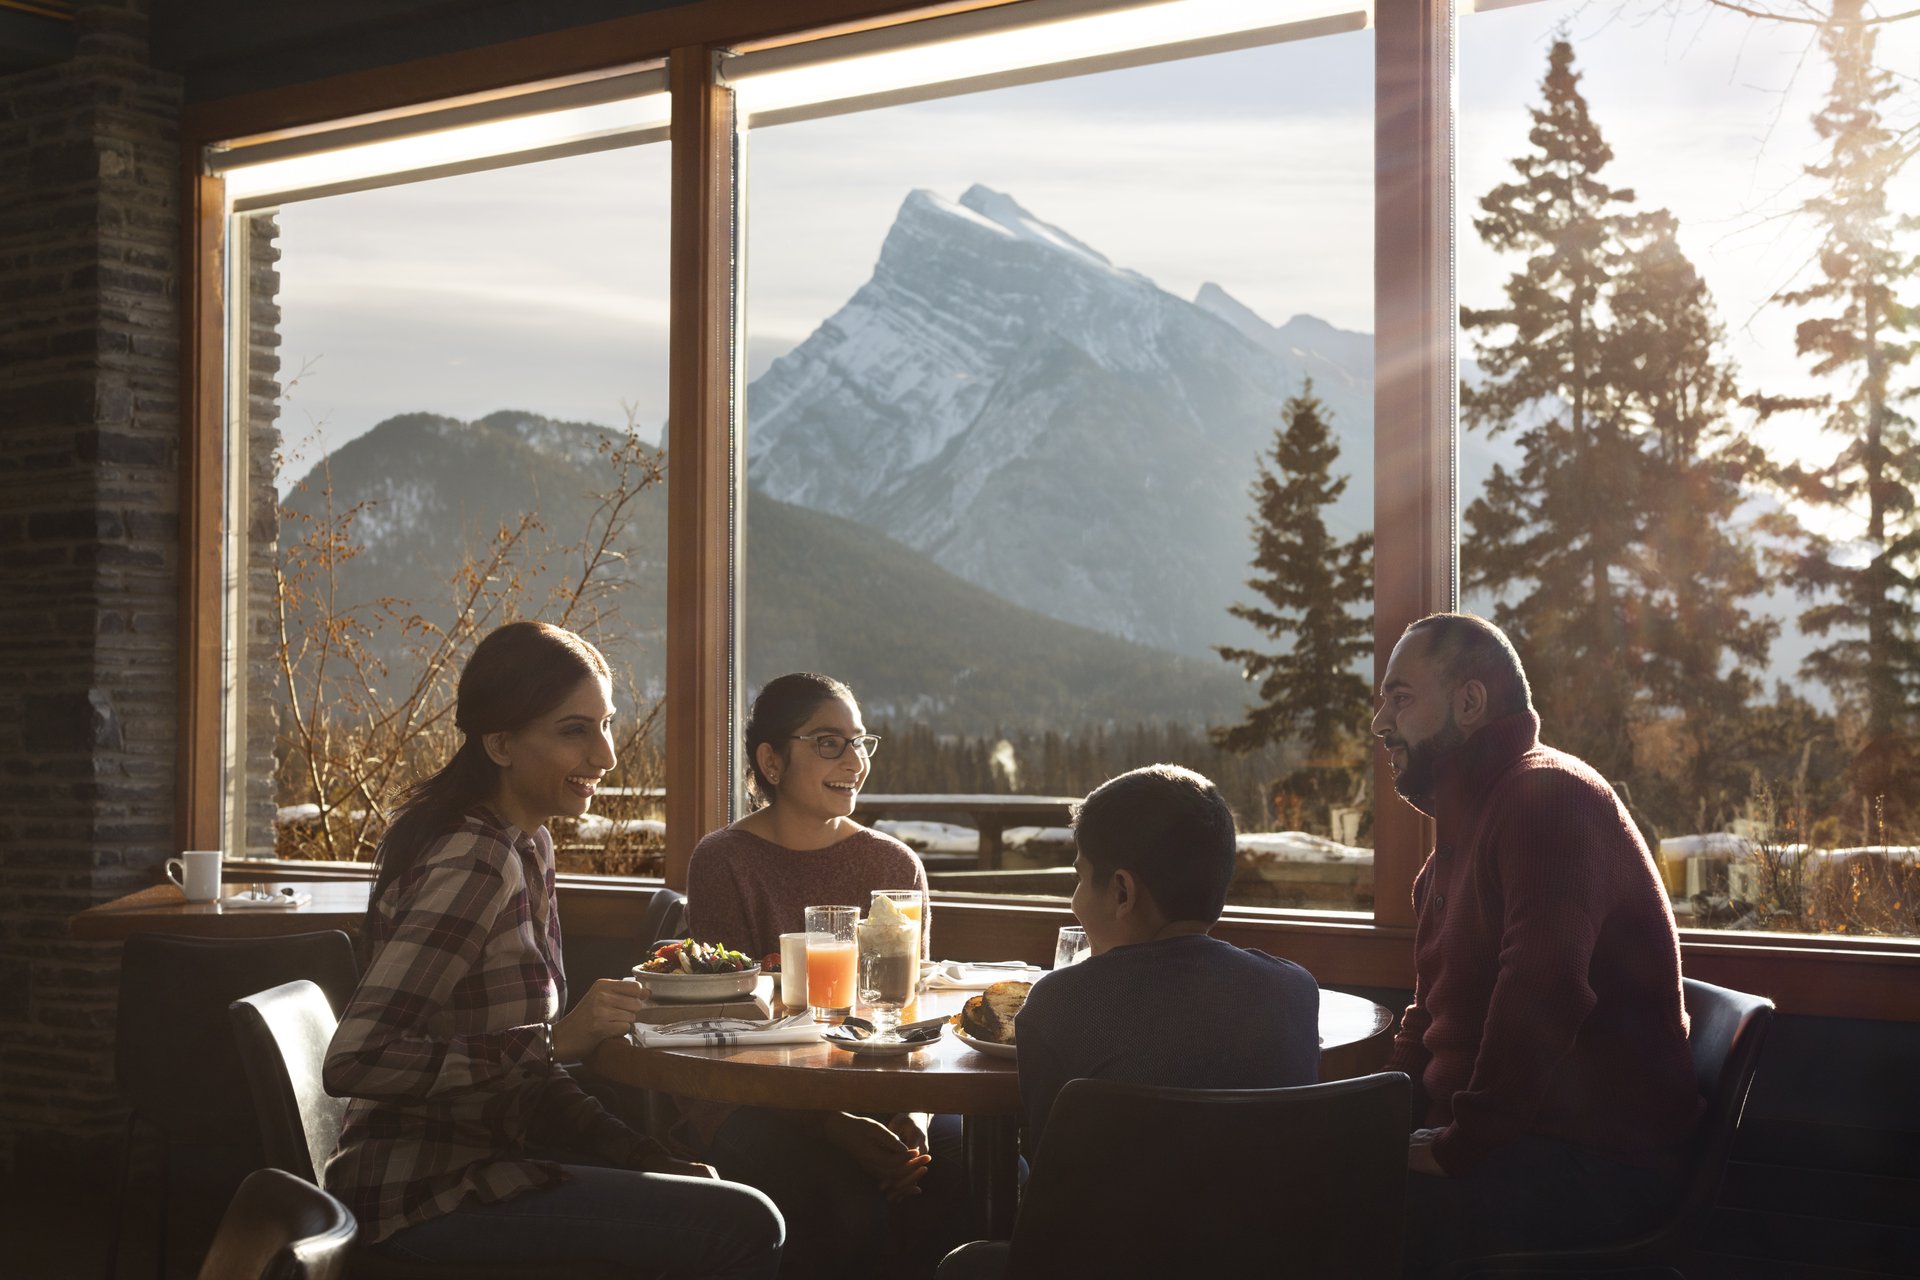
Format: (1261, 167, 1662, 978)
(324, 622, 783, 1277)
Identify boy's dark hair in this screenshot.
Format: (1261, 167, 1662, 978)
(1071, 764, 1236, 923)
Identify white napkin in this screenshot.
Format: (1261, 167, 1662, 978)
(630, 1012, 823, 1048)
(922, 960, 1046, 991)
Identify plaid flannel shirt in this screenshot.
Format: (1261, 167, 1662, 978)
(322, 809, 636, 1241)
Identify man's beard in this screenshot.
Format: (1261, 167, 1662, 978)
(1389, 714, 1467, 813)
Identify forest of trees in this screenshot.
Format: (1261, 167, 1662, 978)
(1206, 6, 1917, 868)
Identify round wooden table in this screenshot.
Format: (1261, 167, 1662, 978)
(587, 979, 1393, 1238)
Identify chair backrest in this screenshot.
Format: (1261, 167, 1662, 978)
(1671, 977, 1775, 1234)
(638, 888, 686, 951)
(115, 930, 360, 1146)
(1006, 1072, 1410, 1279)
(196, 1167, 356, 1280)
(230, 979, 351, 1185)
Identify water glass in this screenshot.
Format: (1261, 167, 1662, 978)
(778, 931, 813, 1011)
(856, 917, 917, 1037)
(1053, 924, 1090, 970)
(803, 905, 859, 1021)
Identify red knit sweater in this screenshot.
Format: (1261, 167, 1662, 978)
(1385, 711, 1701, 1173)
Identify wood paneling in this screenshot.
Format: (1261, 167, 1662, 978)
(180, 0, 1020, 146)
(663, 46, 737, 890)
(177, 164, 225, 853)
(1371, 0, 1456, 929)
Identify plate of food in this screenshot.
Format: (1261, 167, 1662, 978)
(633, 939, 759, 1002)
(948, 979, 1029, 1059)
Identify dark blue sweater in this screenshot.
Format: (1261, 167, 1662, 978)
(1015, 932, 1320, 1152)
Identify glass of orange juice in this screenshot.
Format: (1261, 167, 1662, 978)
(802, 905, 858, 1021)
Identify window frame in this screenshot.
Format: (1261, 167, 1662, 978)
(176, 0, 1920, 1022)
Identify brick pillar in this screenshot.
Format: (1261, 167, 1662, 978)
(0, 0, 183, 1176)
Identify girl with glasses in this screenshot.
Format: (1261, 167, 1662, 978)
(683, 672, 963, 1279)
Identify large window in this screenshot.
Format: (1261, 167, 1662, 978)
(1459, 0, 1920, 937)
(739, 15, 1377, 912)
(186, 0, 1920, 992)
(215, 87, 673, 875)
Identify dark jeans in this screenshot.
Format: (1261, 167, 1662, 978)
(705, 1108, 971, 1280)
(374, 1164, 783, 1280)
(1401, 1137, 1682, 1278)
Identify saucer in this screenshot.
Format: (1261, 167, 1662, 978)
(822, 1026, 929, 1057)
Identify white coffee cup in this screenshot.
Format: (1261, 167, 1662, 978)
(166, 850, 222, 903)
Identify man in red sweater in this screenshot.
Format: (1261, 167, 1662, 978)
(1373, 613, 1700, 1275)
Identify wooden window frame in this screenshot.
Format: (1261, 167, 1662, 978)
(176, 0, 1920, 1022)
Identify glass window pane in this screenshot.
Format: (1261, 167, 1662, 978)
(743, 30, 1377, 913)
(235, 144, 671, 875)
(1459, 1, 1920, 936)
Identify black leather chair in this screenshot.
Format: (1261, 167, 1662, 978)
(196, 1168, 357, 1280)
(637, 887, 686, 951)
(940, 1071, 1411, 1279)
(1442, 977, 1776, 1279)
(108, 930, 360, 1280)
(230, 979, 624, 1280)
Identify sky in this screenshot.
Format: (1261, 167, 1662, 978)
(266, 0, 1920, 509)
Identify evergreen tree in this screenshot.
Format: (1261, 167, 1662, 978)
(1212, 382, 1372, 825)
(1758, 0, 1920, 832)
(1461, 38, 1650, 783)
(1608, 211, 1778, 828)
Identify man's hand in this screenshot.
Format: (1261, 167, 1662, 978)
(552, 976, 650, 1062)
(1408, 1127, 1447, 1177)
(812, 1112, 932, 1201)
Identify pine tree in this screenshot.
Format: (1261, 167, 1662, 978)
(1212, 382, 1372, 826)
(1461, 39, 1650, 783)
(1758, 0, 1920, 832)
(1608, 211, 1778, 828)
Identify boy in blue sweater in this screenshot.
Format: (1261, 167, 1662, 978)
(1016, 764, 1321, 1151)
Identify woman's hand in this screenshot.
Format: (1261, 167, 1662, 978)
(552, 976, 650, 1063)
(811, 1112, 932, 1201)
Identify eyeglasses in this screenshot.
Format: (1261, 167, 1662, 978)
(790, 733, 882, 760)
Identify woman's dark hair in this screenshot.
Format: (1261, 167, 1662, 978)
(367, 621, 611, 923)
(743, 672, 856, 805)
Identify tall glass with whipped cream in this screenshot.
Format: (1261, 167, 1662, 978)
(857, 895, 918, 1038)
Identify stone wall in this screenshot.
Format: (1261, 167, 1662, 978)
(0, 0, 183, 1176)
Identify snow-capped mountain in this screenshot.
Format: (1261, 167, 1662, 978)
(746, 184, 1375, 658)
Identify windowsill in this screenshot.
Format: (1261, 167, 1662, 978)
(227, 858, 1920, 1020)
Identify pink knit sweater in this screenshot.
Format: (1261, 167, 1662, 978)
(685, 825, 930, 962)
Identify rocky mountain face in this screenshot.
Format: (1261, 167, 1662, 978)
(279, 410, 1251, 734)
(745, 184, 1376, 658)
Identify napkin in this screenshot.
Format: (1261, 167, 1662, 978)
(630, 1012, 823, 1048)
(922, 960, 1046, 991)
(221, 890, 312, 910)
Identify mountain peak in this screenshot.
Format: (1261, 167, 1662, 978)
(955, 184, 1115, 269)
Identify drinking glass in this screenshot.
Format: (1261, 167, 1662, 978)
(778, 931, 813, 1012)
(1053, 924, 1090, 970)
(856, 917, 918, 1037)
(869, 888, 926, 972)
(803, 905, 859, 1021)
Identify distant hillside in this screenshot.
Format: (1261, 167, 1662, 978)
(280, 410, 1252, 733)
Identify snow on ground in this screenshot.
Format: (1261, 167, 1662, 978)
(1237, 831, 1373, 865)
(875, 820, 980, 854)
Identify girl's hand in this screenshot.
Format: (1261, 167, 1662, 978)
(887, 1112, 930, 1153)
(553, 976, 650, 1062)
(813, 1112, 932, 1201)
